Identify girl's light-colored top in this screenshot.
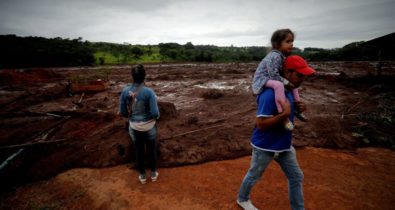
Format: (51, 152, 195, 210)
(251, 49, 286, 95)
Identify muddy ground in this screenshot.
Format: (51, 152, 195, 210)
(0, 61, 394, 209)
(1, 147, 394, 210)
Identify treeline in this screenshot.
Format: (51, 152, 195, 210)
(300, 43, 392, 61)
(156, 42, 268, 62)
(300, 32, 395, 61)
(89, 36, 395, 65)
(0, 35, 95, 68)
(90, 42, 148, 64)
(1, 33, 394, 68)
(90, 42, 269, 64)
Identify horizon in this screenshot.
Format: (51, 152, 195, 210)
(1, 0, 394, 49)
(3, 32, 393, 51)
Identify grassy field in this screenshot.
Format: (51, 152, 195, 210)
(93, 46, 167, 65)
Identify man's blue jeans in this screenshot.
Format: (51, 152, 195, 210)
(238, 147, 304, 210)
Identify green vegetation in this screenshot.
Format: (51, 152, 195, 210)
(90, 42, 269, 64)
(94, 51, 119, 64)
(299, 33, 395, 61)
(68, 67, 112, 84)
(0, 35, 95, 68)
(90, 33, 394, 64)
(1, 32, 394, 68)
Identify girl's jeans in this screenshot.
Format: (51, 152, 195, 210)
(238, 146, 304, 210)
(129, 126, 157, 175)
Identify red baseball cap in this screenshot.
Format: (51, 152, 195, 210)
(284, 55, 315, 75)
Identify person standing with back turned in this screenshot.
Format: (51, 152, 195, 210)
(119, 64, 160, 184)
(237, 55, 315, 210)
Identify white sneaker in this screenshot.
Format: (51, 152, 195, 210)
(151, 171, 159, 182)
(138, 174, 147, 184)
(284, 120, 294, 131)
(237, 199, 259, 210)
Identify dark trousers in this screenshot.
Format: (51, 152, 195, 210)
(129, 126, 157, 175)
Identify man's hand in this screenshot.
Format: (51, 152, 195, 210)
(279, 99, 291, 118)
(294, 101, 306, 113)
(255, 99, 291, 131)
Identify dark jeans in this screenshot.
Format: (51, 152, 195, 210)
(129, 126, 157, 175)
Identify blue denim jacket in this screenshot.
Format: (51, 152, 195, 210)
(119, 84, 160, 122)
(251, 49, 286, 95)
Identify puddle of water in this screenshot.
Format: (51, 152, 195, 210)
(194, 82, 235, 90)
(193, 79, 249, 90)
(157, 94, 203, 110)
(156, 79, 250, 110)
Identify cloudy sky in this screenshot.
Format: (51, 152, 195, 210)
(0, 0, 394, 49)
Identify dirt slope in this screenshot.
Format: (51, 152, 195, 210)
(1, 147, 394, 210)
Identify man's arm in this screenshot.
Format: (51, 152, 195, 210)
(256, 99, 291, 130)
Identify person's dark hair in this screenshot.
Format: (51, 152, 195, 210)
(271, 29, 294, 49)
(131, 64, 146, 83)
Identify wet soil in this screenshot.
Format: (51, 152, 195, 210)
(0, 61, 394, 209)
(1, 147, 394, 210)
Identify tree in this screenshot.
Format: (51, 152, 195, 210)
(147, 45, 153, 56)
(131, 46, 143, 58)
(0, 35, 95, 68)
(185, 42, 194, 49)
(99, 57, 105, 65)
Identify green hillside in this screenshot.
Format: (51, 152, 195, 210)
(1, 32, 394, 68)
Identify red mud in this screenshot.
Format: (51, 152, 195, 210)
(1, 147, 394, 210)
(0, 62, 394, 209)
(0, 69, 64, 85)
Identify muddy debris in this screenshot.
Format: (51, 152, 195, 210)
(186, 116, 199, 125)
(0, 69, 64, 85)
(199, 88, 224, 99)
(0, 61, 394, 189)
(158, 101, 178, 120)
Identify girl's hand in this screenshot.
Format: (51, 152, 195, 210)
(285, 82, 295, 89)
(294, 101, 306, 113)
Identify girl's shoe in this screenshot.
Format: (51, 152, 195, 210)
(284, 119, 294, 131)
(295, 112, 308, 122)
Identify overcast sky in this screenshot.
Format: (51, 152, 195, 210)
(0, 0, 394, 49)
